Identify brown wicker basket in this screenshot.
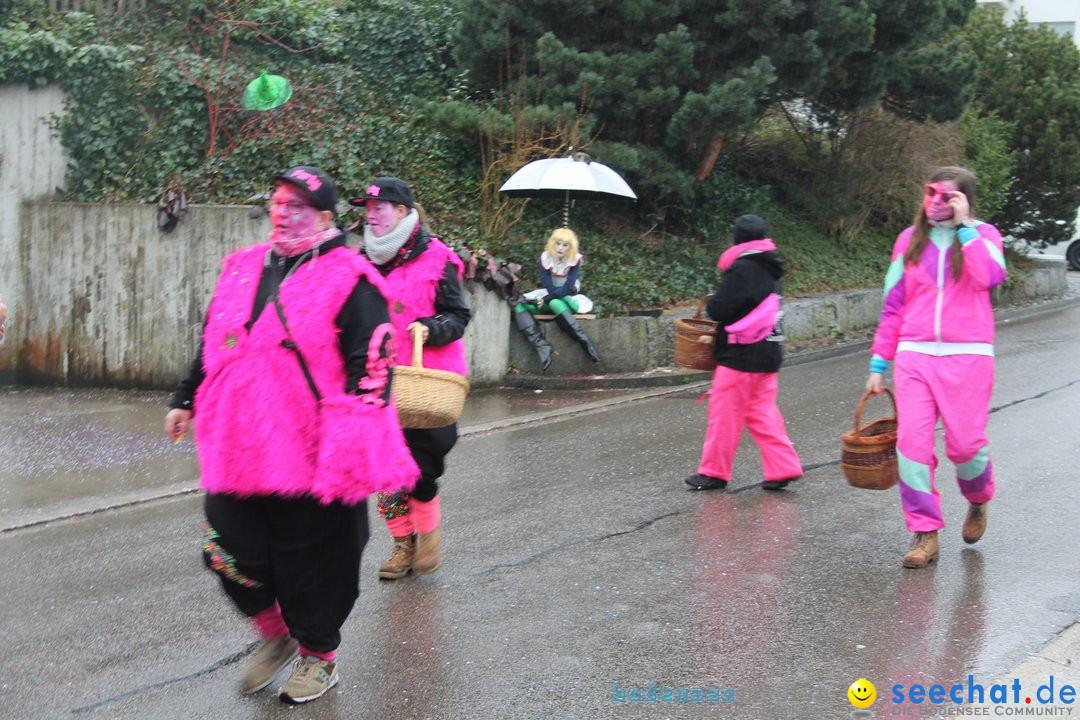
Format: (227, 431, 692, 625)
(674, 295, 717, 372)
(392, 327, 470, 429)
(841, 389, 899, 490)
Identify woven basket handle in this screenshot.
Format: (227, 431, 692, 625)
(694, 294, 709, 320)
(854, 388, 896, 431)
(410, 325, 425, 368)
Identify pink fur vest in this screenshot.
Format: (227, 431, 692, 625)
(383, 239, 468, 376)
(195, 243, 418, 503)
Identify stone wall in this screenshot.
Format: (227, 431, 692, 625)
(0, 84, 69, 382)
(508, 257, 1069, 374)
(14, 202, 509, 388)
(10, 198, 1067, 387)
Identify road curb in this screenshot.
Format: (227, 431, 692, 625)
(458, 382, 709, 437)
(503, 368, 711, 390)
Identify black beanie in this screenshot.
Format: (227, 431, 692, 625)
(732, 214, 768, 244)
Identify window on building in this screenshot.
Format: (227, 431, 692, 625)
(1028, 21, 1076, 40)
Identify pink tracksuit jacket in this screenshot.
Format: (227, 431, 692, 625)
(871, 223, 1006, 364)
(869, 221, 1007, 532)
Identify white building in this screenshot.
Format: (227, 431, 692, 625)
(977, 0, 1080, 49)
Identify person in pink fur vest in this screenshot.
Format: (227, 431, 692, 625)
(348, 176, 471, 581)
(164, 166, 418, 705)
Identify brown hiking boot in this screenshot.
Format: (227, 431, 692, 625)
(902, 531, 939, 569)
(413, 525, 443, 574)
(378, 534, 416, 580)
(962, 502, 988, 544)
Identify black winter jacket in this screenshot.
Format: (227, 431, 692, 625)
(707, 250, 786, 373)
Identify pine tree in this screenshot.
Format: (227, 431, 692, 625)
(962, 7, 1080, 245)
(454, 0, 976, 208)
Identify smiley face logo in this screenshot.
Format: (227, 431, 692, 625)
(848, 678, 876, 708)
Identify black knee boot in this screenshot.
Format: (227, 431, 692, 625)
(513, 310, 553, 370)
(554, 310, 600, 363)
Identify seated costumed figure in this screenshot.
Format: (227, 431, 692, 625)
(512, 228, 600, 370)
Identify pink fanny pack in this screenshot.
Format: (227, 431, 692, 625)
(725, 293, 779, 344)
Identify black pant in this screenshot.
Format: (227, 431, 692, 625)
(202, 493, 369, 654)
(404, 424, 459, 502)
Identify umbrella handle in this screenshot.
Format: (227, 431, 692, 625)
(563, 190, 570, 228)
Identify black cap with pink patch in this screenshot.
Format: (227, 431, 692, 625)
(272, 166, 339, 214)
(349, 176, 414, 209)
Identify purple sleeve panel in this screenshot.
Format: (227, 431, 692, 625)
(871, 280, 906, 360)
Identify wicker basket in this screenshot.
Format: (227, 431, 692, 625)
(841, 389, 899, 490)
(674, 295, 717, 372)
(392, 328, 470, 429)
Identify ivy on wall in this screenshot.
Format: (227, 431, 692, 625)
(0, 0, 472, 208)
(0, 0, 933, 316)
(0, 0, 530, 301)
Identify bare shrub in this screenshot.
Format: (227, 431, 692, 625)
(475, 52, 588, 252)
(735, 103, 963, 239)
(838, 106, 963, 236)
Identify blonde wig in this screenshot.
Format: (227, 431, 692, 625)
(544, 228, 580, 260)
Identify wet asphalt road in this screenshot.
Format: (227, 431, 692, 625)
(2, 303, 1079, 719)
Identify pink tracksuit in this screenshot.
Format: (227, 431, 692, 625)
(870, 222, 1007, 531)
(698, 367, 804, 482)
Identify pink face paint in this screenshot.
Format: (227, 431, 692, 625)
(269, 183, 324, 255)
(364, 199, 402, 238)
(923, 181, 958, 222)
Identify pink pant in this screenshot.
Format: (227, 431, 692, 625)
(698, 366, 803, 482)
(894, 352, 995, 532)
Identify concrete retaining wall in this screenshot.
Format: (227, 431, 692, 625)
(15, 202, 509, 389)
(993, 256, 1068, 305)
(508, 314, 665, 374)
(11, 200, 1068, 387)
(0, 84, 69, 382)
(508, 256, 1069, 375)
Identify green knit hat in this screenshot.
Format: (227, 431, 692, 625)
(242, 71, 292, 111)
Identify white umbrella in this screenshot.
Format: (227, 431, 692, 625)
(499, 151, 637, 226)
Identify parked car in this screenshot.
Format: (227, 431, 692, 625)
(1003, 209, 1080, 271)
(1005, 236, 1080, 270)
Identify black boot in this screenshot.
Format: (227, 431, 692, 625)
(513, 310, 553, 370)
(554, 310, 600, 363)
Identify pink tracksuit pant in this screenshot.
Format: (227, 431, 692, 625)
(894, 352, 995, 532)
(698, 366, 803, 482)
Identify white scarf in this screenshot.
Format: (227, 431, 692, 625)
(363, 209, 420, 265)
